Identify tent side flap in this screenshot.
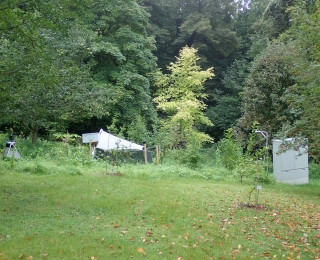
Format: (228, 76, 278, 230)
(96, 129, 143, 151)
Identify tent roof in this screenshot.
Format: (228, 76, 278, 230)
(96, 129, 143, 151)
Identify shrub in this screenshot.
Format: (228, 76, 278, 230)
(309, 161, 320, 180)
(234, 157, 273, 184)
(178, 141, 202, 169)
(217, 128, 242, 171)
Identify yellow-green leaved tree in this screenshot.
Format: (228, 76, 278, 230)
(153, 46, 214, 148)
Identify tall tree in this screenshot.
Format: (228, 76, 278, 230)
(206, 58, 251, 138)
(205, 0, 270, 139)
(237, 42, 297, 137)
(277, 0, 320, 159)
(0, 0, 114, 142)
(0, 0, 159, 141)
(84, 0, 158, 133)
(0, 27, 114, 143)
(236, 0, 320, 159)
(253, 0, 296, 40)
(235, 0, 271, 57)
(153, 46, 214, 148)
(140, 0, 241, 141)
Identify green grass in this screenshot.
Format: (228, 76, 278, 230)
(0, 160, 319, 260)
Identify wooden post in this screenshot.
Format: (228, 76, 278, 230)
(156, 145, 161, 165)
(156, 145, 158, 165)
(144, 143, 147, 164)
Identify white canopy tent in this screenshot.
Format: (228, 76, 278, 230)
(96, 129, 143, 151)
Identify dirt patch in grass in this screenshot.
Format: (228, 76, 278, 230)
(105, 171, 124, 176)
(238, 203, 269, 210)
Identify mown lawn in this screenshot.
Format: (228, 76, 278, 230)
(0, 166, 319, 260)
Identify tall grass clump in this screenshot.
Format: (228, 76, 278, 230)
(0, 132, 102, 176)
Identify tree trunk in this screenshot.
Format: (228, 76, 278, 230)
(32, 127, 38, 144)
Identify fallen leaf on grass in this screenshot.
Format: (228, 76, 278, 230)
(26, 256, 33, 260)
(41, 254, 48, 258)
(137, 248, 145, 254)
(18, 254, 24, 259)
(231, 250, 240, 260)
(141, 237, 147, 243)
(113, 223, 119, 228)
(146, 230, 153, 236)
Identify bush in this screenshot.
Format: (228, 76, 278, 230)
(179, 142, 202, 169)
(217, 128, 242, 171)
(309, 161, 320, 180)
(234, 157, 273, 184)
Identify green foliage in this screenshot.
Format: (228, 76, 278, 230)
(206, 58, 251, 139)
(233, 122, 272, 184)
(252, 0, 295, 40)
(309, 161, 320, 180)
(87, 0, 158, 131)
(238, 0, 320, 161)
(235, 0, 271, 55)
(140, 0, 242, 142)
(0, 25, 113, 143)
(1, 0, 319, 150)
(217, 128, 242, 171)
(234, 157, 272, 184)
(14, 135, 93, 168)
(234, 156, 256, 182)
(100, 149, 134, 174)
(177, 140, 202, 170)
(140, 0, 240, 68)
(0, 0, 158, 141)
(52, 133, 82, 146)
(276, 0, 320, 160)
(127, 115, 150, 145)
(238, 42, 297, 136)
(154, 46, 214, 147)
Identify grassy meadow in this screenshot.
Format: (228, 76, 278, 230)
(0, 138, 319, 260)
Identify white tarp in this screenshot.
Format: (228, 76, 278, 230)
(82, 132, 100, 143)
(96, 129, 143, 151)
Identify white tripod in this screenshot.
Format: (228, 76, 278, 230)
(3, 141, 22, 159)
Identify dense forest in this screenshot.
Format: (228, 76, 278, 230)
(0, 0, 319, 159)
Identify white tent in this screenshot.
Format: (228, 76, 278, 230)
(96, 129, 143, 151)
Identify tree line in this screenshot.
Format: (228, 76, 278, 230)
(0, 0, 319, 160)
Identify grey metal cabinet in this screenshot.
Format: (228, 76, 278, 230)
(272, 139, 308, 184)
